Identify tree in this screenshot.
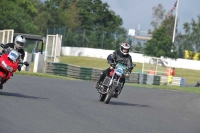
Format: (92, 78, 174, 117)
(34, 11, 54, 35)
(15, 0, 40, 19)
(175, 15, 200, 59)
(175, 33, 186, 58)
(61, 0, 81, 30)
(0, 0, 128, 50)
(76, 0, 127, 49)
(150, 4, 166, 30)
(161, 15, 176, 37)
(133, 41, 143, 52)
(64, 28, 79, 47)
(113, 27, 127, 49)
(144, 26, 177, 59)
(150, 4, 179, 38)
(0, 0, 39, 34)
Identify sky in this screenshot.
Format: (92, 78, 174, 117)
(101, 0, 199, 34)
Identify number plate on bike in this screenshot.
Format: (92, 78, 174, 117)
(116, 68, 123, 73)
(8, 50, 19, 62)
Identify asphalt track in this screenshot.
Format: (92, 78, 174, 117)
(0, 75, 200, 133)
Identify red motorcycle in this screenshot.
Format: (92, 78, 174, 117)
(0, 45, 29, 89)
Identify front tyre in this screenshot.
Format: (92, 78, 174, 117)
(104, 83, 116, 104)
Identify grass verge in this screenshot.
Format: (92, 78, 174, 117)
(14, 56, 200, 94)
(126, 83, 200, 94)
(60, 56, 200, 85)
(15, 71, 75, 80)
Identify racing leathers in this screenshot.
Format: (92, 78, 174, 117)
(2, 43, 25, 71)
(96, 49, 134, 88)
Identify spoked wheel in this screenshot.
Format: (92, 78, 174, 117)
(99, 94, 106, 101)
(104, 83, 116, 104)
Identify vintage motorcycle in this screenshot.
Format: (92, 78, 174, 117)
(0, 45, 29, 89)
(97, 62, 135, 104)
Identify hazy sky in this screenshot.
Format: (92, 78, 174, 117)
(101, 0, 199, 34)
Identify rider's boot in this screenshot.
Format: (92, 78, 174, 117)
(0, 84, 3, 90)
(95, 72, 105, 89)
(113, 90, 118, 98)
(0, 76, 4, 90)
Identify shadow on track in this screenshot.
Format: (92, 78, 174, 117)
(0, 91, 48, 99)
(110, 101, 150, 107)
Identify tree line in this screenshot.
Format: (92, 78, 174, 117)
(0, 0, 128, 50)
(140, 4, 200, 59)
(0, 0, 199, 59)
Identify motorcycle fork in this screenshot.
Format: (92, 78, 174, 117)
(116, 77, 120, 87)
(107, 73, 115, 93)
(107, 73, 121, 94)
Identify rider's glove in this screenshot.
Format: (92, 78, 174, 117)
(110, 63, 116, 67)
(127, 70, 131, 74)
(2, 49, 5, 53)
(0, 43, 5, 48)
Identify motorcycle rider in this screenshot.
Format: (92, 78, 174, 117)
(95, 42, 135, 97)
(0, 35, 26, 89)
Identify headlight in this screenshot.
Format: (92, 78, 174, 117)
(2, 61, 13, 72)
(2, 61, 7, 68)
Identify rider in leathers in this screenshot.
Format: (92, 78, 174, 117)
(0, 35, 26, 89)
(95, 43, 135, 97)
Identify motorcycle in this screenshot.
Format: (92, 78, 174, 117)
(0, 45, 29, 89)
(97, 62, 135, 104)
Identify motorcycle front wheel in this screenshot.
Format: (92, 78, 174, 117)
(104, 83, 116, 104)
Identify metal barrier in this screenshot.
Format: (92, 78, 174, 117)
(45, 62, 185, 86)
(168, 77, 182, 86)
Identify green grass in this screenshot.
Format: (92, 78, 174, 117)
(60, 56, 200, 85)
(15, 71, 75, 80)
(126, 83, 200, 94)
(60, 56, 107, 69)
(14, 55, 200, 94)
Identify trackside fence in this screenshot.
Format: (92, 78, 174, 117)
(45, 62, 185, 86)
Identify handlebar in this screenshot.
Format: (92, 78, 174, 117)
(18, 61, 29, 66)
(109, 61, 136, 74)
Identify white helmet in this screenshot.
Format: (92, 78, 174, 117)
(14, 35, 26, 50)
(120, 42, 130, 55)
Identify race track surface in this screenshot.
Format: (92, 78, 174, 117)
(0, 75, 200, 133)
